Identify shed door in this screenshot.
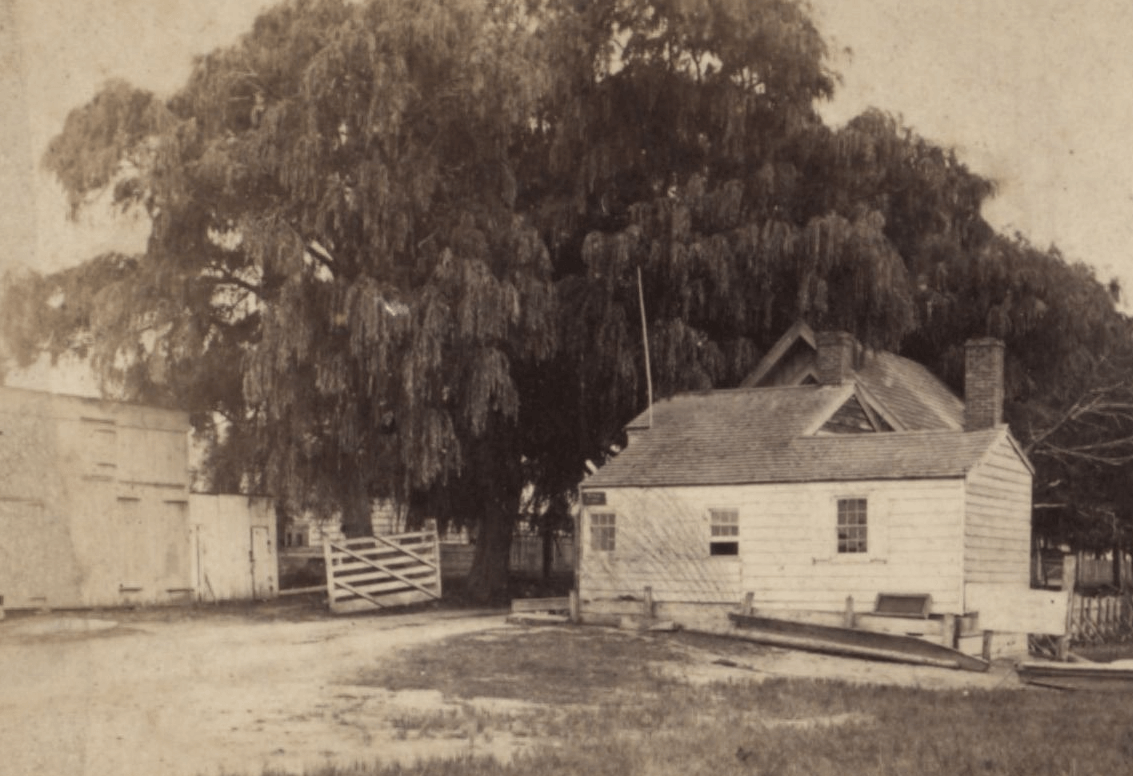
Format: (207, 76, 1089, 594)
(250, 525, 275, 599)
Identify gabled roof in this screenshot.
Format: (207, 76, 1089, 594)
(585, 384, 1011, 489)
(856, 351, 964, 430)
(741, 322, 963, 431)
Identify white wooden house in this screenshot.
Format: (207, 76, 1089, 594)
(578, 324, 1035, 648)
(0, 386, 277, 609)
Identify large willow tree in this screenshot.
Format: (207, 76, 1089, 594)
(6, 0, 1133, 597)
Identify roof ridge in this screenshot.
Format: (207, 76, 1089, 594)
(664, 383, 826, 398)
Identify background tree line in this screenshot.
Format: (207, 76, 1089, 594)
(4, 0, 1132, 600)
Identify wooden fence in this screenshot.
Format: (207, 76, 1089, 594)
(440, 532, 575, 579)
(1077, 554, 1133, 588)
(1038, 551, 1133, 589)
(323, 530, 441, 614)
(1067, 591, 1133, 645)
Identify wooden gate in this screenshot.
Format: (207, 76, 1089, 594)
(323, 530, 442, 613)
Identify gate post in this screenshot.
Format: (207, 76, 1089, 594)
(1058, 554, 1077, 661)
(322, 536, 336, 611)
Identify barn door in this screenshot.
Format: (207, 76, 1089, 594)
(250, 525, 275, 599)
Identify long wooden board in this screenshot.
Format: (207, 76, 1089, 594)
(1016, 661, 1133, 691)
(727, 612, 990, 672)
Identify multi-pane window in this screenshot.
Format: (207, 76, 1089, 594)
(709, 508, 739, 556)
(837, 498, 868, 553)
(590, 512, 616, 552)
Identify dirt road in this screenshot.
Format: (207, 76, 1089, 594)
(0, 604, 1025, 776)
(0, 607, 510, 776)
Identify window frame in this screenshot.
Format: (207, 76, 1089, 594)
(835, 496, 869, 556)
(708, 507, 740, 557)
(589, 511, 616, 553)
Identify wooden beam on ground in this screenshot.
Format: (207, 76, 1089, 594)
(510, 597, 570, 614)
(278, 584, 327, 596)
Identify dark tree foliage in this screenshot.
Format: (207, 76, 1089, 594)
(5, 0, 1133, 600)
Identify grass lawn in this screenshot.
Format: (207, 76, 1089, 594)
(248, 625, 1133, 776)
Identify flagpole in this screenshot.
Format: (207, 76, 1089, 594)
(637, 266, 653, 428)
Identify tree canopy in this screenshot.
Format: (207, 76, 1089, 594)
(5, 0, 1133, 599)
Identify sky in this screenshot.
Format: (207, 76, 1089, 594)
(3, 0, 1133, 390)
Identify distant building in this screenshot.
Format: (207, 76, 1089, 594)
(0, 386, 276, 609)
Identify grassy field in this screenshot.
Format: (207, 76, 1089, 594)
(243, 625, 1133, 776)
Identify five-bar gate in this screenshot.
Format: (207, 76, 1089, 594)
(323, 530, 442, 613)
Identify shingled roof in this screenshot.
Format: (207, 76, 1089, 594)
(856, 350, 964, 431)
(740, 322, 964, 431)
(584, 383, 1010, 489)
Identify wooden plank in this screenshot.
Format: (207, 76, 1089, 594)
(1018, 661, 1133, 692)
(330, 577, 389, 611)
(278, 584, 327, 596)
(330, 541, 437, 563)
(374, 532, 439, 570)
(334, 561, 435, 584)
(332, 557, 432, 576)
(338, 559, 436, 578)
(333, 575, 437, 597)
(511, 597, 570, 614)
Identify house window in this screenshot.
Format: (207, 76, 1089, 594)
(590, 512, 616, 552)
(709, 508, 739, 556)
(837, 498, 868, 553)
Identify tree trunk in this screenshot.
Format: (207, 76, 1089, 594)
(542, 527, 554, 581)
(340, 487, 373, 538)
(465, 491, 518, 604)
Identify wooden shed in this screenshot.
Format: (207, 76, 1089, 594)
(0, 387, 277, 609)
(578, 327, 1035, 650)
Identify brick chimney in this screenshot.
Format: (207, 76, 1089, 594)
(815, 331, 857, 386)
(964, 337, 1005, 430)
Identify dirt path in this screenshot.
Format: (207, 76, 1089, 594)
(0, 607, 1027, 776)
(0, 608, 510, 776)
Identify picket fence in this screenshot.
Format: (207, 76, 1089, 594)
(1067, 591, 1133, 645)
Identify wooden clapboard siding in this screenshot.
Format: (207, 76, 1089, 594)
(963, 434, 1032, 591)
(579, 487, 742, 603)
(580, 477, 966, 613)
(738, 478, 965, 613)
